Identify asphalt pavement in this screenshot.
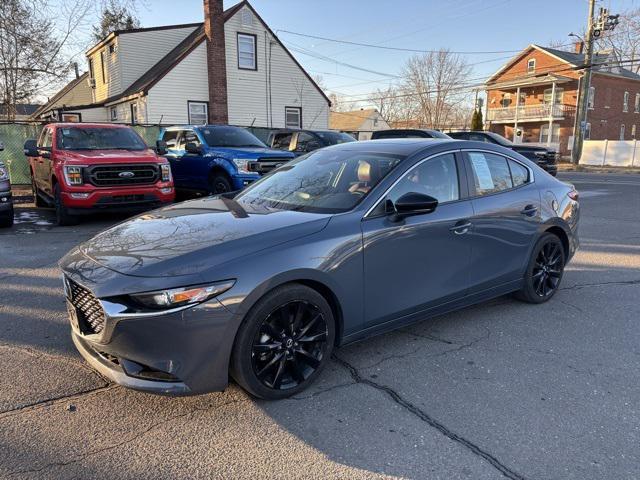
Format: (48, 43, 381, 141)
(0, 172, 639, 479)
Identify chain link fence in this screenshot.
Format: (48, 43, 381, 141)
(0, 122, 279, 185)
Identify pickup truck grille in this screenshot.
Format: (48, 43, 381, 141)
(248, 157, 292, 174)
(65, 277, 105, 335)
(86, 164, 159, 187)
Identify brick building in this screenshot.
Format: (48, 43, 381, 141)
(485, 44, 640, 156)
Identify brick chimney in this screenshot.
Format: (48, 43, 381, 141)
(574, 41, 584, 54)
(203, 0, 228, 124)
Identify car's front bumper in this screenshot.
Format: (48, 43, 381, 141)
(62, 263, 241, 395)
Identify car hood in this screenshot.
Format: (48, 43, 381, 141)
(512, 145, 552, 153)
(60, 149, 161, 164)
(77, 196, 331, 278)
(206, 146, 295, 159)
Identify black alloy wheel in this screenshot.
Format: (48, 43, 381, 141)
(532, 241, 563, 297)
(209, 174, 232, 195)
(515, 233, 565, 303)
(252, 300, 329, 391)
(230, 284, 335, 399)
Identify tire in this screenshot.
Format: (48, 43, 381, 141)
(208, 172, 232, 195)
(32, 176, 47, 207)
(54, 184, 79, 226)
(515, 232, 565, 304)
(230, 284, 336, 400)
(0, 207, 13, 228)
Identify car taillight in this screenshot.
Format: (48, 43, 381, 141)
(160, 163, 172, 182)
(63, 166, 84, 185)
(568, 189, 579, 201)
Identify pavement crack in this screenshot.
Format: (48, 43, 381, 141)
(0, 384, 116, 419)
(290, 381, 356, 400)
(5, 396, 249, 477)
(332, 353, 527, 480)
(560, 278, 640, 291)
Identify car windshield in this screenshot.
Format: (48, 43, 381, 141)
(200, 126, 266, 148)
(234, 148, 405, 213)
(57, 127, 147, 151)
(315, 131, 356, 144)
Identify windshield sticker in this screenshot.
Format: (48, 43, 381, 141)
(469, 153, 495, 190)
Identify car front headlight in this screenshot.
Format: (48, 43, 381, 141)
(0, 165, 8, 181)
(64, 166, 84, 185)
(232, 158, 251, 174)
(129, 280, 235, 310)
(160, 163, 172, 182)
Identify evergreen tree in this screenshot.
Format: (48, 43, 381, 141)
(471, 108, 484, 131)
(92, 0, 140, 42)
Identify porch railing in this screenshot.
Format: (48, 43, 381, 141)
(487, 104, 576, 122)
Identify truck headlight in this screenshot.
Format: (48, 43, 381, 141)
(0, 165, 8, 181)
(129, 280, 235, 310)
(64, 166, 84, 185)
(232, 158, 250, 174)
(160, 163, 172, 182)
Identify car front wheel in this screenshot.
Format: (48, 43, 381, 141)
(515, 232, 565, 303)
(230, 284, 335, 399)
(54, 184, 79, 226)
(209, 173, 232, 195)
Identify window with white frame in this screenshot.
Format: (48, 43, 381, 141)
(237, 33, 256, 70)
(130, 103, 137, 125)
(110, 106, 117, 121)
(188, 101, 208, 125)
(540, 124, 560, 143)
(623, 91, 629, 112)
(285, 107, 301, 128)
(588, 86, 595, 109)
(632, 124, 637, 138)
(635, 93, 640, 113)
(543, 87, 563, 105)
(620, 124, 626, 140)
(585, 122, 591, 140)
(527, 59, 535, 73)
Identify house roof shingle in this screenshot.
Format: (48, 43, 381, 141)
(330, 109, 378, 131)
(0, 103, 41, 116)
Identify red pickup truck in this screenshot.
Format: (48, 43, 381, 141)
(24, 123, 174, 226)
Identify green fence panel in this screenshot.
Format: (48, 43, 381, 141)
(132, 125, 161, 146)
(0, 124, 43, 185)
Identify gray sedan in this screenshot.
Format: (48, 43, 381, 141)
(60, 139, 580, 399)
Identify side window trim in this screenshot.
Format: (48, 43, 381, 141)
(363, 150, 466, 219)
(461, 149, 534, 199)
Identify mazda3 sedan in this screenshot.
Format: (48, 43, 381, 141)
(60, 139, 580, 399)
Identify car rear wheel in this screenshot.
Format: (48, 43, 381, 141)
(209, 173, 232, 195)
(230, 284, 335, 399)
(0, 208, 13, 228)
(515, 233, 565, 303)
(54, 184, 79, 226)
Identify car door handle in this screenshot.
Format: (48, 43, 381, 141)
(520, 205, 538, 216)
(449, 221, 472, 235)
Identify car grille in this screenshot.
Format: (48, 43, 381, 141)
(66, 277, 106, 334)
(248, 157, 292, 174)
(86, 164, 159, 187)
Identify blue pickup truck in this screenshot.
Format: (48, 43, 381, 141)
(157, 125, 295, 195)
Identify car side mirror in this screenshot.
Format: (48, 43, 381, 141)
(0, 141, 4, 152)
(156, 140, 168, 156)
(185, 142, 202, 155)
(391, 192, 438, 220)
(23, 139, 38, 157)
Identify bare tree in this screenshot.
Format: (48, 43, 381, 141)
(328, 92, 360, 112)
(0, 0, 92, 120)
(401, 50, 473, 130)
(598, 9, 640, 72)
(367, 85, 416, 125)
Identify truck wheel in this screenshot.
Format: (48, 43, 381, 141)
(54, 184, 79, 226)
(209, 173, 232, 195)
(32, 177, 47, 207)
(0, 207, 13, 228)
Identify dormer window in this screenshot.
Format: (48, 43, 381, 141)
(527, 59, 536, 73)
(109, 44, 117, 54)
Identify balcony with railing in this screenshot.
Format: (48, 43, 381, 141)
(487, 104, 576, 123)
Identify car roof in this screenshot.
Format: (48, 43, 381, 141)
(49, 123, 131, 129)
(327, 138, 456, 155)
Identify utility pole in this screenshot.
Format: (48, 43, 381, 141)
(572, 3, 620, 163)
(571, 0, 596, 164)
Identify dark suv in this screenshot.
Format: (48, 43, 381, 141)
(371, 129, 451, 140)
(267, 129, 355, 156)
(0, 141, 13, 228)
(447, 131, 558, 176)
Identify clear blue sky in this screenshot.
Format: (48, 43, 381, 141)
(117, 0, 640, 105)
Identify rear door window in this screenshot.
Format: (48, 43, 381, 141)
(508, 159, 530, 186)
(177, 130, 201, 150)
(272, 132, 293, 150)
(466, 152, 513, 196)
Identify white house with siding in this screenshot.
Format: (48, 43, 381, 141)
(33, 0, 330, 129)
